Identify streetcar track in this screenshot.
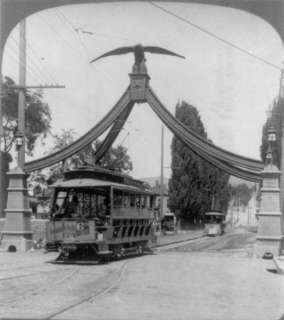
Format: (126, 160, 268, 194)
(1, 268, 80, 306)
(0, 266, 74, 282)
(0, 262, 48, 272)
(154, 234, 210, 251)
(45, 260, 129, 320)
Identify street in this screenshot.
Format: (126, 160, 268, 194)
(1, 228, 283, 320)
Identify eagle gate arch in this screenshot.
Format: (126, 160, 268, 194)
(0, 0, 283, 255)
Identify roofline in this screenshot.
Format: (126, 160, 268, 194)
(51, 180, 158, 195)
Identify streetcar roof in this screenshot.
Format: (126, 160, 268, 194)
(204, 211, 225, 216)
(51, 178, 157, 195)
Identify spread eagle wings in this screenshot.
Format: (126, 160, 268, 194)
(90, 47, 134, 63)
(90, 45, 185, 63)
(144, 46, 185, 59)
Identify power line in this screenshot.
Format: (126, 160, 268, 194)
(5, 40, 42, 84)
(25, 40, 58, 84)
(9, 35, 54, 85)
(56, 8, 130, 42)
(149, 1, 282, 71)
(36, 14, 83, 59)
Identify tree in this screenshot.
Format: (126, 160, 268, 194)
(229, 183, 253, 207)
(90, 141, 133, 173)
(260, 97, 284, 168)
(2, 76, 51, 155)
(168, 101, 230, 223)
(40, 129, 133, 186)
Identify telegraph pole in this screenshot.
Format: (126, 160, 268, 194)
(160, 125, 164, 219)
(279, 66, 284, 212)
(17, 19, 26, 168)
(1, 19, 64, 251)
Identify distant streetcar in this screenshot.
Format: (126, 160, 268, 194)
(45, 166, 158, 262)
(204, 211, 226, 236)
(161, 212, 176, 233)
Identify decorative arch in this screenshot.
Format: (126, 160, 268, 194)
(1, 1, 282, 178)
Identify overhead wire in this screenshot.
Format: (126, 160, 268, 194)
(25, 39, 58, 84)
(149, 1, 282, 71)
(9, 35, 47, 84)
(55, 9, 121, 90)
(9, 34, 60, 86)
(56, 8, 130, 42)
(36, 13, 83, 59)
(5, 38, 43, 84)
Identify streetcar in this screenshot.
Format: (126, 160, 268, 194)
(204, 211, 226, 236)
(161, 212, 176, 233)
(45, 166, 158, 262)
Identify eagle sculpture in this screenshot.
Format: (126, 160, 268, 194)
(90, 44, 185, 73)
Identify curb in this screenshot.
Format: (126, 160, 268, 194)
(154, 233, 205, 248)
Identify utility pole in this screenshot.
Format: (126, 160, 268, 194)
(279, 66, 284, 213)
(17, 19, 26, 168)
(0, 0, 4, 218)
(1, 19, 64, 252)
(160, 125, 164, 220)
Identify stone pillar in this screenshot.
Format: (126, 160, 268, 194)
(129, 73, 150, 103)
(0, 151, 12, 218)
(1, 167, 33, 251)
(255, 163, 284, 257)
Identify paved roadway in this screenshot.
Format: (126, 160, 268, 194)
(0, 228, 283, 320)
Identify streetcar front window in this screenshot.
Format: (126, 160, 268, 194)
(52, 188, 110, 220)
(53, 190, 67, 213)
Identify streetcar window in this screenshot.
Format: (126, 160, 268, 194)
(83, 193, 91, 217)
(149, 196, 155, 209)
(146, 196, 150, 209)
(141, 195, 146, 208)
(130, 193, 135, 207)
(97, 194, 109, 217)
(113, 190, 123, 208)
(123, 193, 130, 207)
(135, 194, 141, 208)
(54, 190, 67, 210)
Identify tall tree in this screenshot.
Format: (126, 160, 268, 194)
(168, 101, 230, 223)
(2, 76, 51, 155)
(260, 97, 284, 168)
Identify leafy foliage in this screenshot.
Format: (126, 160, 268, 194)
(92, 141, 133, 173)
(260, 97, 284, 168)
(168, 101, 230, 223)
(30, 129, 133, 190)
(2, 76, 51, 155)
(229, 183, 253, 207)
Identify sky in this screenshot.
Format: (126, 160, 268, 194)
(2, 2, 284, 179)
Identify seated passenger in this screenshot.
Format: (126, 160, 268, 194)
(97, 202, 106, 218)
(62, 192, 81, 218)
